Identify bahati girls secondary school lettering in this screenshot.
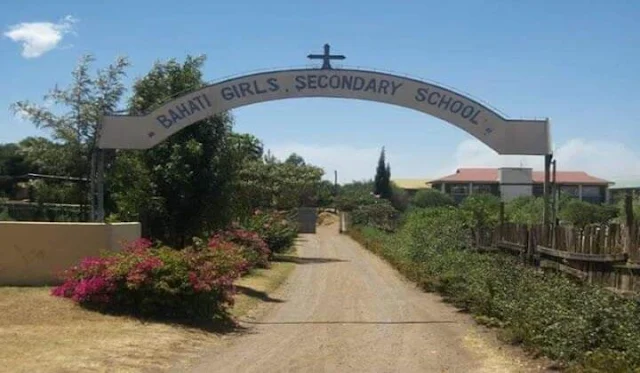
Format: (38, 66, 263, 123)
(156, 73, 483, 129)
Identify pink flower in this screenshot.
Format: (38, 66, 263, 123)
(123, 238, 153, 253)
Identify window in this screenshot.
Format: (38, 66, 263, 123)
(472, 183, 494, 194)
(581, 185, 604, 203)
(532, 183, 544, 197)
(560, 185, 579, 197)
(448, 183, 469, 195)
(581, 185, 601, 197)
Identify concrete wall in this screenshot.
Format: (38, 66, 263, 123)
(0, 222, 141, 286)
(499, 168, 533, 202)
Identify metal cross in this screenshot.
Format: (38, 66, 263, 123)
(307, 43, 346, 70)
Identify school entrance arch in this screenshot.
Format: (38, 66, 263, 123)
(93, 44, 553, 221)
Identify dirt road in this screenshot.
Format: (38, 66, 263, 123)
(181, 225, 546, 373)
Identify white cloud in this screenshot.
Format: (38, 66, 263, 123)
(4, 15, 77, 58)
(267, 138, 640, 184)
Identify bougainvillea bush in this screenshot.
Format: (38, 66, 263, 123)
(242, 210, 298, 254)
(51, 238, 248, 320)
(210, 226, 271, 269)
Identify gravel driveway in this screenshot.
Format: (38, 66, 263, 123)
(181, 224, 547, 373)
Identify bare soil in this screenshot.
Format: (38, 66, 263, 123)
(182, 225, 551, 373)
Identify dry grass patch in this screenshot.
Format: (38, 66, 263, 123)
(0, 250, 297, 373)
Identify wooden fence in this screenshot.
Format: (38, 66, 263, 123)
(477, 222, 640, 295)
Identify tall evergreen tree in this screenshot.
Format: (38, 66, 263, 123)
(373, 147, 392, 199)
(383, 163, 392, 199)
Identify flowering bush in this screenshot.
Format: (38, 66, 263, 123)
(210, 226, 270, 269)
(243, 210, 298, 254)
(52, 238, 247, 320)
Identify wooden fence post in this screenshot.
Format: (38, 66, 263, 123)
(522, 226, 530, 264)
(499, 202, 505, 242)
(625, 192, 638, 262)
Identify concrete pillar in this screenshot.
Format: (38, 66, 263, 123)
(578, 184, 583, 201)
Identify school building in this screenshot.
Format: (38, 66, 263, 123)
(428, 167, 612, 204)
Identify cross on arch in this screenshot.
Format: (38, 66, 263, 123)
(307, 44, 346, 70)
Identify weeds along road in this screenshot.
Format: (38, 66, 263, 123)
(180, 224, 547, 373)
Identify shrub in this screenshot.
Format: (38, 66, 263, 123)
(0, 207, 11, 221)
(349, 211, 640, 371)
(210, 226, 270, 269)
(51, 238, 247, 320)
(560, 199, 618, 227)
(411, 189, 456, 209)
(242, 210, 298, 253)
(390, 184, 411, 212)
(334, 181, 377, 212)
(506, 196, 543, 225)
(459, 193, 501, 230)
(351, 199, 398, 232)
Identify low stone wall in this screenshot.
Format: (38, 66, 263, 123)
(0, 222, 141, 286)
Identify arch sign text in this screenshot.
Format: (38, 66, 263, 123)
(98, 68, 551, 155)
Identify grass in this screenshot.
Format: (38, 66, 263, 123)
(0, 249, 297, 373)
(232, 251, 296, 318)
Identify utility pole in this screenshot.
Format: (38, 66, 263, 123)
(334, 170, 338, 213)
(551, 158, 558, 249)
(542, 153, 552, 226)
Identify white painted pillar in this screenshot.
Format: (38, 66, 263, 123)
(578, 184, 583, 201)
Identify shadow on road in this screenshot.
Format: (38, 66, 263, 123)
(235, 285, 285, 303)
(241, 320, 456, 325)
(273, 255, 348, 265)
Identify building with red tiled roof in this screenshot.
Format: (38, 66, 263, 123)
(430, 167, 612, 203)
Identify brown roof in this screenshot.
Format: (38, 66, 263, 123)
(431, 168, 610, 185)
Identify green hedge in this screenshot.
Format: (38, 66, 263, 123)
(349, 208, 640, 372)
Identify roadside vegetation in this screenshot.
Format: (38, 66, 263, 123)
(339, 167, 640, 372)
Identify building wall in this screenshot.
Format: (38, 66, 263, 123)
(0, 222, 141, 286)
(498, 168, 532, 202)
(435, 181, 609, 204)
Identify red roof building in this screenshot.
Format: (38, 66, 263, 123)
(430, 167, 612, 203)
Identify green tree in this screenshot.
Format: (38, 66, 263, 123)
(335, 180, 376, 211)
(316, 180, 336, 208)
(235, 155, 325, 213)
(11, 55, 130, 210)
(284, 153, 306, 167)
(110, 55, 236, 246)
(373, 147, 392, 199)
(0, 143, 30, 197)
(460, 193, 501, 230)
(506, 196, 544, 225)
(559, 199, 618, 228)
(229, 133, 263, 163)
(411, 189, 456, 209)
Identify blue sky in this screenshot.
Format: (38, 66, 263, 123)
(1, 0, 639, 183)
